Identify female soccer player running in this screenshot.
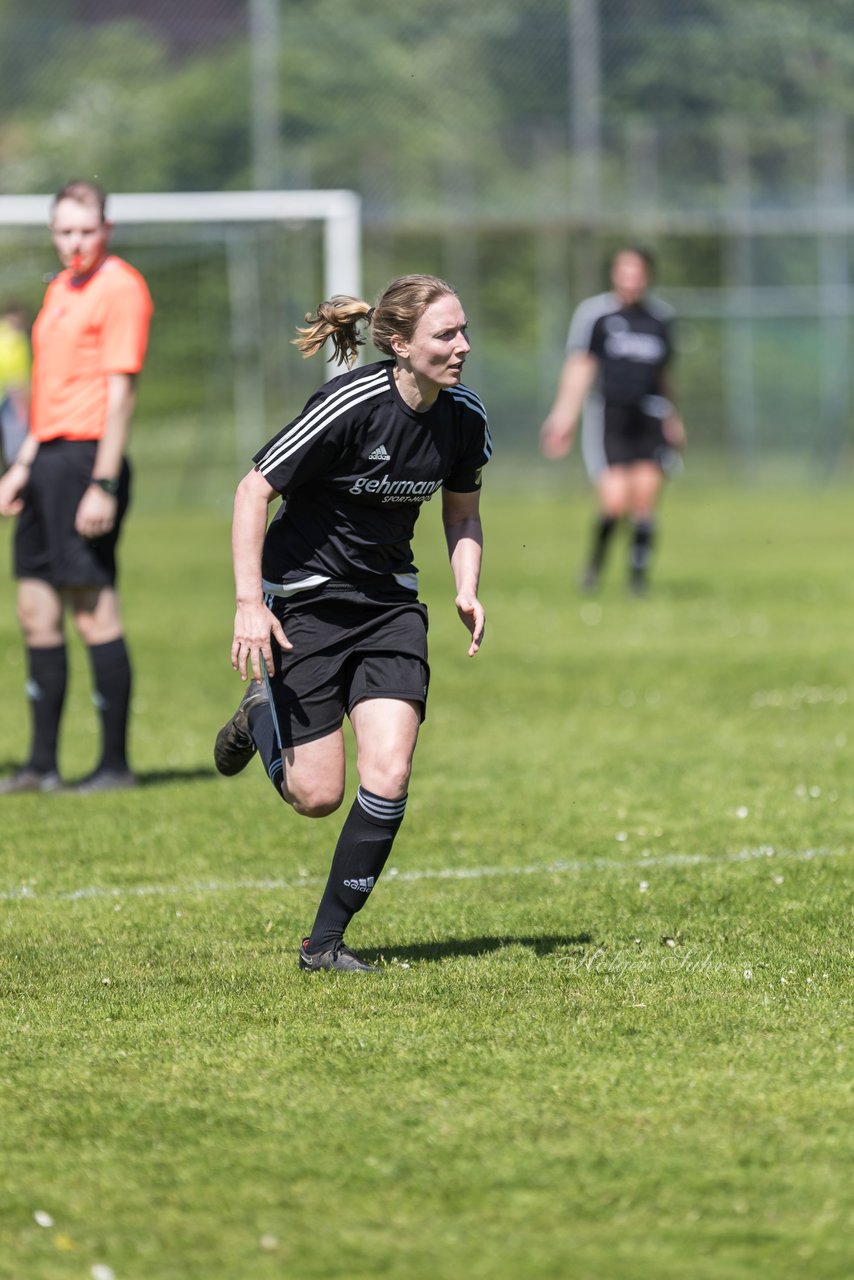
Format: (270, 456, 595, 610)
(215, 275, 491, 971)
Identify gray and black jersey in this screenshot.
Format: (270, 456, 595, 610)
(254, 359, 491, 598)
(566, 292, 675, 477)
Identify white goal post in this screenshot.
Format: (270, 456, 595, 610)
(0, 189, 362, 300)
(0, 190, 362, 471)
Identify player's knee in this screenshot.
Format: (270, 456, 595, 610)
(16, 600, 60, 647)
(359, 758, 412, 801)
(284, 779, 345, 818)
(292, 796, 344, 819)
(16, 597, 35, 636)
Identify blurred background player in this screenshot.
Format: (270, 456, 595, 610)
(540, 246, 685, 594)
(0, 180, 153, 794)
(0, 302, 31, 473)
(214, 274, 491, 972)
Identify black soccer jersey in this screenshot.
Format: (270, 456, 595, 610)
(567, 291, 674, 407)
(253, 359, 492, 596)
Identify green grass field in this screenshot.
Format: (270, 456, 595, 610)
(1, 474, 852, 1280)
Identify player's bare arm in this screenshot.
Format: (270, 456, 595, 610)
(443, 486, 485, 656)
(540, 351, 599, 459)
(231, 466, 292, 681)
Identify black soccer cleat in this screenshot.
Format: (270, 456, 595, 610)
(299, 937, 377, 973)
(213, 680, 269, 776)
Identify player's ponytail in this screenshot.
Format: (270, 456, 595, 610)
(293, 296, 372, 368)
(294, 274, 457, 368)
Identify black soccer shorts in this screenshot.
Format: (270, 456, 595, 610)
(14, 438, 131, 588)
(265, 586, 430, 748)
(602, 401, 669, 468)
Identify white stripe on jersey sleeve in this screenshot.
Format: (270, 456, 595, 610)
(566, 291, 619, 353)
(256, 368, 389, 475)
(448, 385, 493, 459)
(449, 384, 486, 420)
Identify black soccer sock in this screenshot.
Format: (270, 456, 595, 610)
(589, 514, 618, 571)
(630, 517, 656, 577)
(247, 698, 284, 797)
(87, 637, 132, 772)
(307, 786, 407, 953)
(25, 644, 68, 774)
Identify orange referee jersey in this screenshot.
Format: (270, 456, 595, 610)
(30, 256, 153, 443)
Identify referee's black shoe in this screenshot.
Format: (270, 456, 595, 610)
(299, 937, 377, 973)
(214, 680, 269, 776)
(0, 767, 63, 795)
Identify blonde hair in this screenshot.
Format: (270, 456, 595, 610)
(294, 273, 458, 368)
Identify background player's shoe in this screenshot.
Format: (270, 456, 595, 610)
(299, 937, 377, 972)
(628, 568, 648, 596)
(214, 681, 269, 776)
(0, 767, 62, 795)
(579, 564, 600, 592)
(72, 768, 137, 793)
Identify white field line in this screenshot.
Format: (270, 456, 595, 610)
(0, 844, 848, 905)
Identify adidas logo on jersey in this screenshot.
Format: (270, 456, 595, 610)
(368, 444, 391, 461)
(343, 876, 375, 893)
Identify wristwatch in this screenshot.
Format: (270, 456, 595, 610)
(91, 477, 120, 496)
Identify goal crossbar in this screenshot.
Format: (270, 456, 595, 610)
(0, 189, 362, 299)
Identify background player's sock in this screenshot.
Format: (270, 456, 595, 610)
(25, 643, 67, 774)
(307, 786, 407, 953)
(584, 514, 618, 582)
(629, 517, 656, 590)
(88, 638, 132, 772)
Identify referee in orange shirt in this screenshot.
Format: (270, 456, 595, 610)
(0, 181, 153, 794)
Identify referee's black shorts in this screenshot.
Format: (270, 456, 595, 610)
(13, 438, 131, 588)
(265, 585, 430, 748)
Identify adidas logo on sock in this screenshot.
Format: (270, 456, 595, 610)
(343, 876, 375, 893)
(368, 444, 390, 460)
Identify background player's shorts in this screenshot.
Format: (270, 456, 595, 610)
(266, 586, 430, 748)
(602, 401, 669, 468)
(13, 438, 131, 587)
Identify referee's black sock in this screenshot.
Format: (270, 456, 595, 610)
(307, 786, 407, 953)
(88, 637, 132, 772)
(247, 699, 284, 797)
(25, 644, 68, 774)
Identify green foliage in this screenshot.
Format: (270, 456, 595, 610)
(2, 3, 854, 463)
(1, 479, 853, 1277)
(0, 20, 251, 194)
(3, 0, 854, 199)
